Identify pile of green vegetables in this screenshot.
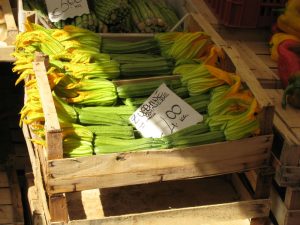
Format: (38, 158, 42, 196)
(23, 0, 181, 33)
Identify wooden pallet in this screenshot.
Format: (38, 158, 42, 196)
(0, 166, 24, 225)
(187, 0, 281, 89)
(271, 184, 300, 225)
(25, 164, 271, 225)
(0, 0, 17, 62)
(265, 89, 300, 187)
(246, 170, 300, 225)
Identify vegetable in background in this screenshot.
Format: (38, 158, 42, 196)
(278, 39, 300, 88)
(282, 73, 300, 109)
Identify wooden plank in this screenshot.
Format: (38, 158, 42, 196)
(279, 166, 300, 186)
(266, 89, 300, 131)
(273, 115, 300, 156)
(291, 128, 300, 144)
(244, 42, 271, 55)
(22, 124, 51, 223)
(86, 176, 241, 219)
(0, 171, 9, 187)
(271, 186, 300, 225)
(26, 173, 48, 225)
(266, 89, 300, 168)
(0, 205, 14, 224)
(253, 168, 273, 199)
(49, 194, 68, 223)
(245, 170, 258, 192)
(271, 185, 288, 225)
(46, 135, 272, 194)
(228, 41, 279, 83)
(67, 200, 270, 225)
(0, 46, 15, 62)
(0, 0, 18, 45)
(32, 53, 63, 160)
(258, 55, 278, 69)
(231, 174, 252, 201)
(7, 168, 24, 224)
(0, 187, 12, 204)
(285, 187, 300, 210)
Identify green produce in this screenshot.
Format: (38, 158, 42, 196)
(116, 79, 182, 98)
(87, 125, 135, 139)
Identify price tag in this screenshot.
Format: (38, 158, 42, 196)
(130, 83, 203, 138)
(45, 0, 90, 22)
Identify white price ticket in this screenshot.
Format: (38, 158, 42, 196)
(130, 83, 203, 138)
(45, 0, 90, 22)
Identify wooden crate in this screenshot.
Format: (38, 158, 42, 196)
(271, 183, 300, 225)
(0, 166, 24, 225)
(264, 89, 300, 187)
(24, 11, 274, 194)
(246, 170, 300, 225)
(0, 0, 17, 62)
(186, 0, 281, 89)
(21, 8, 275, 223)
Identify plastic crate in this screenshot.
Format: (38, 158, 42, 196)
(204, 0, 287, 28)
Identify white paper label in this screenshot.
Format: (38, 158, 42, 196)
(129, 83, 203, 138)
(45, 0, 90, 22)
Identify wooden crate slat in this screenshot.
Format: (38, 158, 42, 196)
(0, 0, 17, 62)
(7, 168, 25, 224)
(0, 205, 14, 224)
(32, 54, 63, 160)
(258, 55, 278, 69)
(0, 0, 18, 45)
(266, 89, 300, 130)
(0, 46, 15, 62)
(0, 187, 12, 204)
(22, 124, 51, 223)
(265, 89, 300, 186)
(65, 200, 269, 225)
(26, 163, 270, 225)
(46, 135, 271, 194)
(244, 42, 271, 55)
(0, 171, 9, 187)
(228, 41, 279, 83)
(285, 188, 300, 210)
(271, 186, 300, 225)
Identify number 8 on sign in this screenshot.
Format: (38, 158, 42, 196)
(166, 105, 182, 119)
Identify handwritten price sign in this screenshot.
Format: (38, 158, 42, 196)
(130, 83, 203, 138)
(45, 0, 90, 22)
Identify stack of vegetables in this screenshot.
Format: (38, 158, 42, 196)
(22, 0, 181, 33)
(12, 22, 261, 158)
(270, 0, 300, 108)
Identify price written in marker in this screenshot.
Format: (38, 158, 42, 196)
(45, 0, 90, 22)
(130, 83, 203, 138)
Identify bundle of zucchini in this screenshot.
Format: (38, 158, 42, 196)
(93, 0, 130, 26)
(53, 13, 99, 32)
(130, 0, 179, 32)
